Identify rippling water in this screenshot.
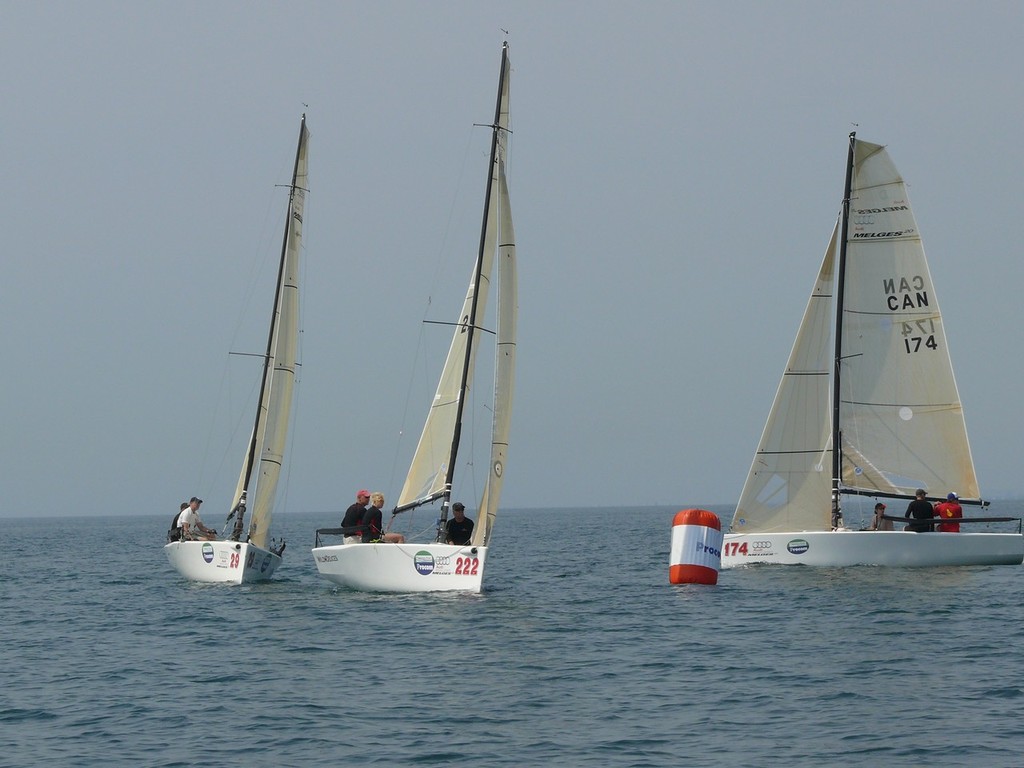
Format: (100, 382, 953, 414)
(2, 504, 1023, 766)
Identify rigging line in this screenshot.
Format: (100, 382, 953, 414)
(387, 128, 480, 500)
(230, 183, 288, 352)
(427, 124, 479, 305)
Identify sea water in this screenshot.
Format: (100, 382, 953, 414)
(2, 504, 1023, 767)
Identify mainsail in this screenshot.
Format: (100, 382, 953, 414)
(474, 143, 517, 547)
(838, 139, 979, 503)
(733, 136, 980, 535)
(230, 116, 309, 548)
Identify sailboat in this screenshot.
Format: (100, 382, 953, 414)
(312, 43, 516, 592)
(723, 133, 1023, 568)
(164, 115, 309, 583)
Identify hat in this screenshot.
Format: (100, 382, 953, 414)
(452, 502, 465, 511)
(357, 489, 370, 498)
(947, 492, 958, 500)
(190, 497, 203, 504)
(876, 503, 886, 510)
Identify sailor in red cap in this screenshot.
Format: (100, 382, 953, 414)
(341, 489, 371, 543)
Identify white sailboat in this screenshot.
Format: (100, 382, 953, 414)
(723, 133, 1023, 568)
(313, 43, 516, 592)
(165, 115, 309, 583)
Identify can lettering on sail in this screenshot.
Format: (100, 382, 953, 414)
(669, 509, 723, 585)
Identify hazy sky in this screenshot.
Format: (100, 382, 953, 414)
(4, 1, 1023, 520)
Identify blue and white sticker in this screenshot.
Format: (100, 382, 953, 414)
(414, 550, 435, 575)
(787, 539, 809, 556)
(202, 543, 214, 563)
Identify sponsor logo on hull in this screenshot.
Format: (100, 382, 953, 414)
(415, 551, 435, 575)
(787, 539, 810, 555)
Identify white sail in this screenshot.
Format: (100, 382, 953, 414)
(733, 224, 837, 534)
(232, 117, 309, 548)
(838, 140, 980, 502)
(474, 158, 516, 546)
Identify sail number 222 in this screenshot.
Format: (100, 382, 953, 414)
(455, 557, 479, 576)
(900, 319, 937, 354)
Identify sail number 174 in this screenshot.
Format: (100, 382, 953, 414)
(901, 319, 937, 354)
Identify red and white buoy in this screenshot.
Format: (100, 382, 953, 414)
(669, 509, 723, 585)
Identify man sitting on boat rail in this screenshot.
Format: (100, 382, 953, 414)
(341, 489, 370, 544)
(179, 497, 217, 541)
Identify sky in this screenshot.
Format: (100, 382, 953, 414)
(3, 1, 1023, 519)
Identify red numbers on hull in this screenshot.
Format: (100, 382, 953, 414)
(723, 541, 748, 556)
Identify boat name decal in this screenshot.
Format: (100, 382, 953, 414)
(316, 554, 338, 562)
(202, 543, 214, 563)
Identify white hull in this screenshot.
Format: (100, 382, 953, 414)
(164, 540, 282, 583)
(312, 543, 486, 593)
(722, 531, 1024, 568)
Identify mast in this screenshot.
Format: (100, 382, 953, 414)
(228, 114, 307, 540)
(434, 43, 510, 541)
(830, 131, 856, 530)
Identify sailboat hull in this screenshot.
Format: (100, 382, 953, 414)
(722, 531, 1024, 568)
(164, 541, 282, 583)
(312, 543, 487, 593)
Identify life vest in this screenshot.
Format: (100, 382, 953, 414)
(935, 502, 962, 532)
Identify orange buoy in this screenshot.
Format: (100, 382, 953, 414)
(669, 508, 723, 585)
